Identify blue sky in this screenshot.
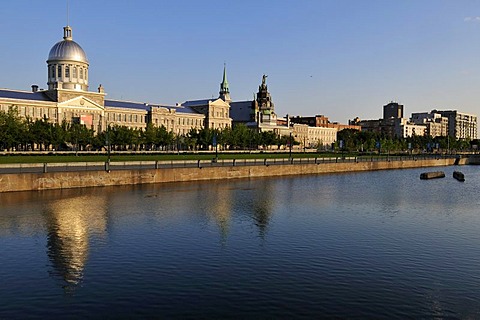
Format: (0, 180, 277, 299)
(1, 0, 480, 123)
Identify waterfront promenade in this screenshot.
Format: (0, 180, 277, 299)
(0, 154, 466, 193)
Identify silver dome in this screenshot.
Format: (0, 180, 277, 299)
(48, 39, 89, 64)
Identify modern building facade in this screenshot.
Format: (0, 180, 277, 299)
(437, 110, 477, 140)
(383, 102, 404, 120)
(411, 111, 448, 138)
(353, 102, 477, 140)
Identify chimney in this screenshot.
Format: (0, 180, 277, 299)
(31, 85, 39, 92)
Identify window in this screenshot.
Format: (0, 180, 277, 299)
(73, 67, 77, 78)
(58, 66, 62, 78)
(52, 66, 56, 78)
(80, 68, 83, 79)
(65, 66, 70, 78)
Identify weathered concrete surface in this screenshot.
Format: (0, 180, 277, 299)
(466, 155, 480, 165)
(0, 158, 456, 193)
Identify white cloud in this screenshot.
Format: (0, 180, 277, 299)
(464, 16, 480, 22)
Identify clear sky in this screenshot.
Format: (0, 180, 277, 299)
(1, 0, 480, 123)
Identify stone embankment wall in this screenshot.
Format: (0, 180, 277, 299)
(466, 155, 480, 165)
(0, 158, 458, 193)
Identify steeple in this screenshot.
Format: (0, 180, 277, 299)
(219, 63, 231, 103)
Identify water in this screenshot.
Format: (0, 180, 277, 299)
(1, 166, 480, 319)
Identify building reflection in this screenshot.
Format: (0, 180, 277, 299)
(200, 179, 275, 242)
(46, 194, 107, 292)
(204, 184, 233, 244)
(250, 179, 275, 238)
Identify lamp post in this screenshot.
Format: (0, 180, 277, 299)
(105, 124, 111, 172)
(289, 132, 292, 159)
(213, 132, 218, 161)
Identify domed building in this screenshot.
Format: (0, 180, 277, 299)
(47, 26, 89, 91)
(0, 23, 232, 144)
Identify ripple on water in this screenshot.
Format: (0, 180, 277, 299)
(2, 168, 480, 318)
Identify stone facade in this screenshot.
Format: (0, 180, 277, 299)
(0, 25, 232, 135)
(292, 123, 337, 148)
(291, 114, 361, 131)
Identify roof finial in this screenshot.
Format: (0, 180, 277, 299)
(63, 0, 73, 40)
(67, 0, 69, 26)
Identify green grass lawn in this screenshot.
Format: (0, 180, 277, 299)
(0, 152, 347, 164)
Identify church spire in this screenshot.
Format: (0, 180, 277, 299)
(219, 63, 231, 103)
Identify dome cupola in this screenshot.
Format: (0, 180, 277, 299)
(47, 26, 89, 91)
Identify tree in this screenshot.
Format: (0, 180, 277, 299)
(0, 106, 28, 151)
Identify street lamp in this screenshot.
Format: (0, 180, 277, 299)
(289, 132, 292, 159)
(105, 124, 112, 172)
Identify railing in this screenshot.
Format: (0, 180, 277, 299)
(0, 154, 459, 174)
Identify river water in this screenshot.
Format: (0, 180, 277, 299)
(1, 166, 480, 319)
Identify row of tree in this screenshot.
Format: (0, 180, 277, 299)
(0, 107, 476, 152)
(336, 129, 476, 153)
(0, 107, 293, 151)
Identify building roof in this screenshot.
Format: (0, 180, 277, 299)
(48, 26, 89, 64)
(0, 89, 53, 102)
(181, 99, 213, 107)
(105, 99, 203, 115)
(230, 100, 253, 122)
(104, 99, 151, 111)
(171, 105, 203, 115)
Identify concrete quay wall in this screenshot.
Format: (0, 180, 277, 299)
(466, 155, 480, 165)
(0, 158, 457, 193)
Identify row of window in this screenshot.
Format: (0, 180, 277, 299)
(48, 64, 88, 81)
(177, 117, 202, 126)
(2, 104, 233, 131)
(211, 110, 228, 118)
(107, 112, 147, 123)
(16, 106, 58, 119)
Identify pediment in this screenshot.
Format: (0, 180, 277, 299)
(209, 98, 230, 107)
(58, 96, 104, 111)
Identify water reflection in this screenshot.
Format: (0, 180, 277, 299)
(1, 167, 480, 318)
(250, 179, 275, 238)
(204, 184, 233, 244)
(46, 194, 107, 292)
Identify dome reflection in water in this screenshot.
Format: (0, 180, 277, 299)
(46, 195, 107, 292)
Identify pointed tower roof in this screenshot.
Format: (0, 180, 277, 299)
(219, 63, 231, 103)
(220, 63, 229, 94)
